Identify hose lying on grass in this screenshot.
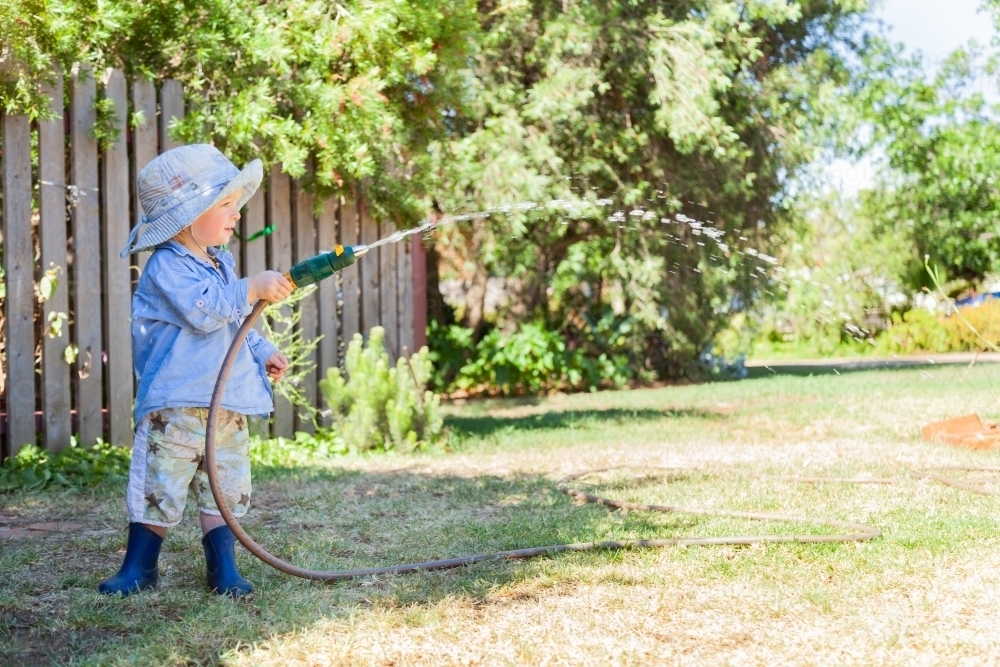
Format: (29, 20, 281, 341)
(205, 300, 1000, 582)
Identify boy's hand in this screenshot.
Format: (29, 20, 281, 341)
(265, 351, 289, 381)
(248, 271, 294, 303)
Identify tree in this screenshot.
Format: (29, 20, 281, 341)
(853, 37, 1000, 288)
(1, 0, 479, 218)
(429, 0, 874, 374)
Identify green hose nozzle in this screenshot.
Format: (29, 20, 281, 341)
(285, 244, 369, 288)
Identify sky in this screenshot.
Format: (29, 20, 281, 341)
(826, 0, 997, 194)
(875, 0, 995, 60)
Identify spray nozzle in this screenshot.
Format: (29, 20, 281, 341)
(286, 244, 368, 288)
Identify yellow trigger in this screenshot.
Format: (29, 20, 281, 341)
(335, 245, 344, 256)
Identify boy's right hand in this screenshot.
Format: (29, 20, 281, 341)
(248, 271, 294, 303)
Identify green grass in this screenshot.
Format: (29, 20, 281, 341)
(5, 366, 1000, 665)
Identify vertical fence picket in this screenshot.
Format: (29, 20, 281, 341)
(412, 238, 428, 350)
(101, 69, 133, 446)
(267, 166, 293, 437)
(159, 80, 184, 152)
(228, 216, 242, 277)
(38, 71, 72, 452)
(398, 236, 414, 355)
(1, 113, 36, 457)
(360, 202, 380, 336)
(316, 199, 338, 424)
(339, 199, 360, 347)
(131, 78, 158, 274)
(380, 237, 399, 360)
(70, 66, 105, 446)
(292, 180, 317, 433)
(242, 187, 266, 279)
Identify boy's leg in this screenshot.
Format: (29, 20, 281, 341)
(193, 409, 254, 597)
(100, 413, 196, 595)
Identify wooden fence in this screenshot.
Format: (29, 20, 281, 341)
(0, 66, 427, 459)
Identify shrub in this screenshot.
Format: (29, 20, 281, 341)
(429, 320, 627, 396)
(249, 430, 347, 470)
(319, 327, 443, 452)
(875, 302, 1000, 354)
(0, 440, 131, 492)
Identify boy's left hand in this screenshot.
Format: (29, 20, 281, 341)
(266, 351, 289, 381)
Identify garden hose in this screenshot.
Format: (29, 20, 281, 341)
(203, 249, 1000, 582)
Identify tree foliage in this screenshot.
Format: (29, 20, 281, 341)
(431, 0, 873, 373)
(1, 0, 478, 218)
(3, 0, 881, 378)
(852, 38, 1000, 286)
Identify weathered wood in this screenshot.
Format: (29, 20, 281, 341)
(339, 198, 360, 347)
(227, 215, 241, 278)
(70, 66, 105, 446)
(398, 235, 414, 355)
(159, 80, 184, 152)
(316, 199, 338, 425)
(267, 166, 293, 437)
(2, 113, 37, 456)
(38, 71, 73, 452)
(380, 233, 399, 360)
(292, 180, 317, 434)
(242, 186, 266, 278)
(412, 237, 428, 350)
(131, 78, 157, 274)
(101, 69, 133, 446)
(359, 202, 380, 337)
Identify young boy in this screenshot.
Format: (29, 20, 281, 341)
(98, 144, 293, 597)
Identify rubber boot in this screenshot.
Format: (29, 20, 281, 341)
(202, 525, 253, 597)
(97, 523, 163, 595)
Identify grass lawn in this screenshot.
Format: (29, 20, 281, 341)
(5, 366, 1000, 665)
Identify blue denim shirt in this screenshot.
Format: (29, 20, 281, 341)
(131, 240, 277, 423)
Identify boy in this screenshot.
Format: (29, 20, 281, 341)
(98, 144, 293, 597)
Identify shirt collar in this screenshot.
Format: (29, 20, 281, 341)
(156, 239, 234, 268)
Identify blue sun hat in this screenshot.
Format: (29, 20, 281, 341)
(120, 144, 263, 258)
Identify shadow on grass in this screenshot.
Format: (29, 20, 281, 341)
(0, 465, 706, 665)
(445, 406, 722, 439)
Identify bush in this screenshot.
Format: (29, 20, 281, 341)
(319, 327, 443, 452)
(875, 302, 1000, 354)
(429, 320, 627, 396)
(0, 440, 131, 492)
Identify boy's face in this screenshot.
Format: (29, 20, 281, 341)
(190, 191, 241, 247)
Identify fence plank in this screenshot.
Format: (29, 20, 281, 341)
(228, 214, 241, 278)
(339, 199, 360, 348)
(380, 236, 399, 360)
(2, 113, 36, 457)
(131, 78, 157, 274)
(70, 66, 105, 446)
(292, 180, 317, 434)
(267, 166, 293, 437)
(398, 236, 414, 356)
(316, 199, 338, 425)
(38, 71, 72, 452)
(101, 69, 133, 446)
(412, 237, 428, 350)
(159, 80, 184, 152)
(242, 186, 266, 279)
(359, 202, 380, 336)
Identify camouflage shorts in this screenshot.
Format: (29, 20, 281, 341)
(126, 407, 252, 527)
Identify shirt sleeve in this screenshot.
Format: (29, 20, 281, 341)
(246, 328, 278, 364)
(147, 263, 252, 334)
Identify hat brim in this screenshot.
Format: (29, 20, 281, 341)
(121, 159, 264, 257)
(204, 159, 264, 216)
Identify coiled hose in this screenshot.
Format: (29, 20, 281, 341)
(204, 300, 998, 581)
